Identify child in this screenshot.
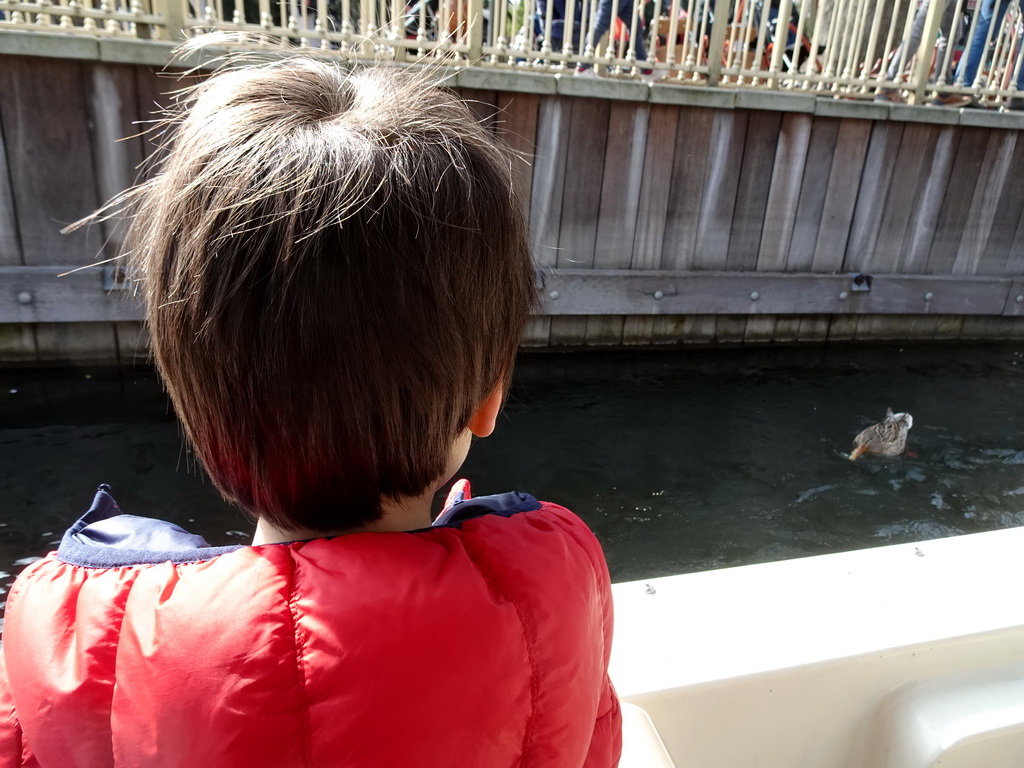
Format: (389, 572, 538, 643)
(0, 61, 621, 766)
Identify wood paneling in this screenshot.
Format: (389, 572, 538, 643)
(0, 101, 20, 266)
(660, 106, 716, 270)
(728, 110, 782, 271)
(0, 56, 102, 265)
(3, 56, 1024, 356)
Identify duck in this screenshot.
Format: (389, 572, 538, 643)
(850, 408, 913, 460)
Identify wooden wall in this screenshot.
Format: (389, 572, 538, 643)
(2, 55, 1024, 364)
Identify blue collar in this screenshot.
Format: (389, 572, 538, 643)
(56, 485, 541, 569)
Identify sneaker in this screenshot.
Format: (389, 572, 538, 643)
(1002, 96, 1024, 111)
(639, 68, 661, 83)
(874, 89, 905, 104)
(574, 66, 600, 79)
(929, 93, 974, 107)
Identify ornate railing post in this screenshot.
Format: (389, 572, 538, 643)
(705, 0, 731, 86)
(466, 0, 484, 63)
(153, 0, 186, 40)
(909, 0, 946, 105)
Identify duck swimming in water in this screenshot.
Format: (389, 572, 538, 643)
(850, 408, 913, 460)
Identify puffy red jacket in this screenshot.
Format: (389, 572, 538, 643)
(0, 483, 620, 768)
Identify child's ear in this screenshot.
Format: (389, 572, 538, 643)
(468, 385, 505, 438)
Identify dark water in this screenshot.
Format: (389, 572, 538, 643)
(2, 344, 1024, 609)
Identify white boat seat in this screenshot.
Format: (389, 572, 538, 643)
(619, 702, 676, 768)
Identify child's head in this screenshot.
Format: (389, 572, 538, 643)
(125, 60, 535, 534)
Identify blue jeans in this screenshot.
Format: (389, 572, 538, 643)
(584, 0, 648, 64)
(956, 0, 1024, 90)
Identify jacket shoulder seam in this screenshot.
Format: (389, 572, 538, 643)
(285, 556, 314, 768)
(459, 542, 539, 767)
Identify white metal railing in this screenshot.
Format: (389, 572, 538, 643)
(3, 0, 1024, 105)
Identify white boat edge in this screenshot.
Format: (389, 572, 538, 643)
(610, 526, 1024, 768)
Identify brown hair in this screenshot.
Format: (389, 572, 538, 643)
(122, 60, 535, 532)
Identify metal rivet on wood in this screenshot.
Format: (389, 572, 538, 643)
(653, 290, 664, 300)
(750, 291, 760, 301)
(1017, 295, 1024, 304)
(924, 292, 934, 302)
(16, 292, 33, 305)
(549, 290, 559, 300)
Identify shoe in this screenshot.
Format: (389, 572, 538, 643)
(1002, 96, 1024, 111)
(574, 66, 600, 79)
(929, 93, 974, 107)
(874, 89, 905, 104)
(639, 68, 661, 83)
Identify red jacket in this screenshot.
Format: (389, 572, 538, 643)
(0, 483, 621, 767)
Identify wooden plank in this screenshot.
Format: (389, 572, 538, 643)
(660, 107, 716, 270)
(933, 315, 964, 340)
(458, 88, 500, 131)
(906, 315, 940, 339)
(622, 316, 656, 344)
(854, 315, 912, 341)
(873, 123, 937, 273)
(901, 127, 960, 274)
(681, 316, 716, 343)
(632, 104, 678, 270)
(534, 270, 1014, 316)
(114, 320, 151, 366)
(959, 316, 1024, 339)
(1004, 280, 1024, 316)
(86, 63, 146, 263)
(134, 66, 181, 177)
(714, 316, 748, 343)
(584, 315, 625, 345)
(548, 316, 589, 346)
(842, 121, 905, 274)
(34, 322, 118, 362)
(628, 104, 678, 348)
(757, 113, 812, 271)
(797, 316, 830, 342)
(526, 95, 568, 349)
(557, 97, 610, 269)
(772, 317, 801, 343)
(925, 127, 989, 275)
(811, 118, 872, 274)
(953, 129, 1018, 276)
(495, 91, 540, 216)
(552, 97, 610, 347)
(982, 131, 1024, 275)
(588, 101, 649, 347)
(650, 315, 687, 344)
(0, 98, 21, 266)
(521, 316, 552, 347)
(693, 109, 749, 270)
(743, 315, 778, 343)
(727, 110, 782, 271)
(0, 266, 143, 322)
(0, 323, 36, 362)
(826, 314, 859, 341)
(786, 117, 840, 273)
(530, 96, 572, 269)
(0, 56, 103, 266)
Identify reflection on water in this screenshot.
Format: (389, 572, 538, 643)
(2, 344, 1023, 601)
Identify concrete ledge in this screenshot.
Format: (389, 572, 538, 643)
(0, 29, 100, 60)
(735, 89, 816, 113)
(457, 67, 557, 94)
(98, 38, 178, 67)
(556, 72, 650, 101)
(959, 107, 1024, 129)
(888, 103, 961, 124)
(815, 96, 891, 120)
(649, 83, 735, 109)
